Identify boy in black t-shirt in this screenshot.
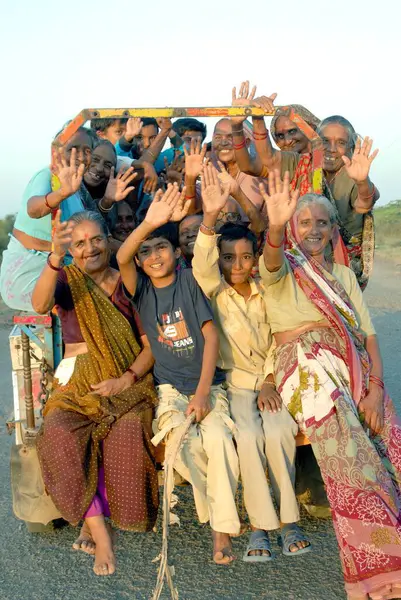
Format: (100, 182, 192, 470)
(117, 183, 240, 564)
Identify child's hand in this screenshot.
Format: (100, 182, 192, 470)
(201, 163, 231, 215)
(259, 170, 299, 227)
(185, 392, 211, 422)
(144, 183, 183, 228)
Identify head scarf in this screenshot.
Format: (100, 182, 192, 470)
(270, 104, 320, 140)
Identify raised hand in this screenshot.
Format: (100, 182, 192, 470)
(53, 147, 85, 199)
(252, 93, 277, 114)
(52, 210, 74, 258)
(156, 117, 173, 132)
(215, 160, 240, 197)
(142, 161, 159, 195)
(170, 187, 192, 222)
(342, 137, 379, 183)
(184, 137, 207, 180)
(259, 170, 300, 227)
(164, 150, 185, 186)
(201, 164, 231, 215)
(125, 117, 143, 142)
(144, 183, 182, 228)
(231, 80, 257, 124)
(104, 166, 137, 203)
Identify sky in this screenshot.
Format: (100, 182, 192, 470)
(0, 0, 400, 217)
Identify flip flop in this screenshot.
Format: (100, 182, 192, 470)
(243, 530, 273, 563)
(279, 523, 312, 557)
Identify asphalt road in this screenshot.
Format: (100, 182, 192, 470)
(0, 258, 400, 600)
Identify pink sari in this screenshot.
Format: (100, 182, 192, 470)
(274, 248, 401, 600)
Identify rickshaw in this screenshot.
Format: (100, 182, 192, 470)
(7, 104, 328, 597)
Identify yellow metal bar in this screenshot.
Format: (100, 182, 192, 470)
(88, 106, 272, 119)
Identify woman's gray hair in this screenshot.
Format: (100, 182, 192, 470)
(317, 115, 358, 154)
(68, 210, 108, 236)
(295, 194, 337, 224)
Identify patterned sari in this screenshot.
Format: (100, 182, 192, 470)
(274, 248, 401, 600)
(37, 265, 159, 531)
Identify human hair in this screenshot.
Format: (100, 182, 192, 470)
(217, 223, 258, 255)
(68, 210, 109, 236)
(53, 125, 95, 146)
(92, 137, 117, 158)
(141, 118, 159, 130)
(90, 118, 128, 133)
(172, 118, 207, 141)
(146, 223, 179, 249)
(294, 194, 337, 224)
(317, 115, 358, 153)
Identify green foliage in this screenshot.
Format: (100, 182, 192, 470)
(0, 214, 15, 257)
(374, 200, 401, 248)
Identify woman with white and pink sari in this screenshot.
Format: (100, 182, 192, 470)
(258, 170, 401, 600)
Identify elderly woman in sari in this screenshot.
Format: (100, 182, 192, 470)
(258, 170, 401, 600)
(32, 210, 158, 577)
(231, 82, 379, 289)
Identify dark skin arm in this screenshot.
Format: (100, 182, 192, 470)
(185, 320, 218, 422)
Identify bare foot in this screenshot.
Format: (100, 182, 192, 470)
(212, 530, 235, 565)
(85, 516, 116, 576)
(72, 522, 96, 555)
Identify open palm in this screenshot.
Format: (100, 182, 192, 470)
(231, 80, 256, 124)
(201, 164, 231, 214)
(259, 170, 299, 227)
(105, 167, 137, 202)
(342, 136, 379, 183)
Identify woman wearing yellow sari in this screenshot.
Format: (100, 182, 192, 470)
(32, 210, 158, 577)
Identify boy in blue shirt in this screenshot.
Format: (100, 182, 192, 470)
(117, 184, 240, 564)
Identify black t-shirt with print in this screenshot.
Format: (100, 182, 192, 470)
(127, 268, 225, 395)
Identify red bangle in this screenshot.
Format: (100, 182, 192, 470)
(185, 195, 196, 200)
(47, 252, 63, 272)
(253, 132, 268, 140)
(128, 367, 138, 383)
(44, 192, 55, 210)
(369, 375, 384, 389)
(233, 140, 246, 150)
(266, 231, 285, 248)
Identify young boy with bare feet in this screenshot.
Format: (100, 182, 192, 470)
(117, 184, 241, 564)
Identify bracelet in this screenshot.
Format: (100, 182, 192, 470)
(233, 140, 246, 150)
(266, 231, 285, 248)
(98, 199, 113, 212)
(127, 367, 139, 384)
(253, 132, 268, 140)
(232, 125, 244, 134)
(200, 222, 216, 233)
(262, 381, 276, 387)
(185, 195, 196, 201)
(47, 252, 64, 272)
(44, 192, 57, 210)
(369, 375, 384, 389)
(359, 185, 376, 201)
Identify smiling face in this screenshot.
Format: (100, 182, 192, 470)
(296, 204, 333, 258)
(69, 220, 109, 275)
(274, 116, 310, 154)
(178, 215, 202, 261)
(212, 119, 235, 164)
(84, 143, 117, 188)
(98, 120, 127, 145)
(136, 124, 158, 156)
(111, 202, 135, 242)
(63, 131, 93, 171)
(218, 238, 255, 285)
(136, 237, 179, 282)
(320, 123, 352, 173)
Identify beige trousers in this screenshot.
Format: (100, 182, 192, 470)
(153, 384, 240, 535)
(228, 383, 299, 530)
